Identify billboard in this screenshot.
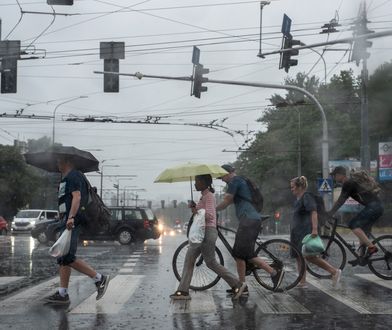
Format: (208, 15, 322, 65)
(379, 142, 392, 181)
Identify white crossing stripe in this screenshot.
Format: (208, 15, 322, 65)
(355, 273, 392, 290)
(249, 279, 311, 314)
(306, 276, 371, 314)
(70, 275, 143, 314)
(0, 276, 85, 315)
(132, 252, 143, 255)
(170, 290, 216, 314)
(123, 262, 136, 267)
(118, 268, 134, 274)
(0, 276, 25, 286)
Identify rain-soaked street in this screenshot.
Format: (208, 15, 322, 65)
(1, 232, 391, 330)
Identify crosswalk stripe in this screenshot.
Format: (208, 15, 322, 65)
(70, 275, 143, 314)
(249, 279, 311, 314)
(170, 290, 216, 314)
(306, 276, 371, 314)
(0, 277, 25, 286)
(118, 268, 134, 274)
(355, 274, 392, 290)
(123, 262, 136, 267)
(0, 276, 85, 315)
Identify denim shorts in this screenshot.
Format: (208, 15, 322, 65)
(56, 223, 81, 266)
(233, 217, 261, 260)
(348, 200, 384, 232)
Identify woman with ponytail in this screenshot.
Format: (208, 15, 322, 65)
(170, 174, 246, 300)
(290, 176, 341, 288)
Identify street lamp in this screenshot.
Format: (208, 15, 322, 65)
(52, 96, 88, 144)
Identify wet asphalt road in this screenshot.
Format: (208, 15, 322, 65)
(0, 232, 391, 330)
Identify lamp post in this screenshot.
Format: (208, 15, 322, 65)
(100, 163, 119, 197)
(52, 96, 88, 144)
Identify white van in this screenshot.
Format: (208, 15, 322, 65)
(11, 209, 59, 232)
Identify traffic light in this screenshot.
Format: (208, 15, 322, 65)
(1, 58, 17, 93)
(47, 0, 74, 5)
(280, 37, 301, 73)
(192, 64, 209, 98)
(274, 211, 281, 222)
(161, 200, 165, 209)
(103, 59, 119, 93)
(173, 200, 177, 208)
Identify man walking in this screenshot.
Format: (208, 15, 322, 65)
(216, 164, 285, 293)
(44, 155, 110, 304)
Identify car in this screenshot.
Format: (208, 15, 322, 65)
(173, 224, 182, 234)
(31, 217, 60, 244)
(45, 206, 161, 245)
(0, 216, 8, 235)
(11, 209, 59, 233)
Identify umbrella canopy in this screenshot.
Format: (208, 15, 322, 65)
(24, 146, 99, 173)
(154, 162, 228, 183)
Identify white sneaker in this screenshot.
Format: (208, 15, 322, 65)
(332, 269, 341, 287)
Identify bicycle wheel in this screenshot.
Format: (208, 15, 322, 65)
(253, 239, 305, 292)
(172, 240, 224, 291)
(306, 236, 346, 279)
(368, 235, 392, 280)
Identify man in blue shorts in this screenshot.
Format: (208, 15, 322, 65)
(328, 166, 383, 257)
(216, 164, 285, 294)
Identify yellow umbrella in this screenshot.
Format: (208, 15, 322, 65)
(154, 162, 228, 199)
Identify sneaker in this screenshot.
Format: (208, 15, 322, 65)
(226, 286, 249, 296)
(95, 274, 110, 300)
(170, 291, 191, 300)
(365, 245, 378, 257)
(43, 291, 70, 305)
(232, 283, 248, 300)
(332, 269, 342, 287)
(271, 269, 285, 291)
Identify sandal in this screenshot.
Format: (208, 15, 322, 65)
(170, 291, 191, 300)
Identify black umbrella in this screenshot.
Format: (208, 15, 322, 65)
(24, 146, 99, 173)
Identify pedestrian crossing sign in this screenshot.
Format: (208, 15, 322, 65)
(318, 178, 333, 192)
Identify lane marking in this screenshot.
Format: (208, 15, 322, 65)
(118, 268, 134, 274)
(0, 277, 25, 286)
(306, 276, 371, 314)
(70, 275, 143, 314)
(123, 262, 136, 267)
(249, 279, 311, 314)
(355, 273, 392, 290)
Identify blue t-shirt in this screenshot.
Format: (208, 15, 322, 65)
(292, 192, 317, 230)
(227, 176, 260, 221)
(58, 170, 88, 223)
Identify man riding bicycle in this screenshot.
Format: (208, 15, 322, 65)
(328, 166, 384, 257)
(216, 164, 285, 294)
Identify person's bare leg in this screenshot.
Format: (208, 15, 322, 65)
(59, 265, 72, 288)
(236, 258, 247, 283)
(306, 256, 337, 275)
(352, 228, 373, 247)
(69, 259, 97, 278)
(297, 257, 306, 284)
(248, 256, 274, 274)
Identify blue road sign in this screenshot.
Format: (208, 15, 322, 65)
(281, 14, 292, 37)
(318, 178, 333, 192)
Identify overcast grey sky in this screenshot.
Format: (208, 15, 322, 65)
(0, 0, 391, 205)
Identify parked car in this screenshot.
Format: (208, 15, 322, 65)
(45, 207, 161, 245)
(12, 209, 59, 233)
(31, 217, 60, 244)
(0, 216, 8, 235)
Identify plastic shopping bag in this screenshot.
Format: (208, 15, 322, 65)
(188, 209, 206, 244)
(301, 234, 325, 256)
(49, 229, 72, 257)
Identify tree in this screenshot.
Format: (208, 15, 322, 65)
(0, 145, 40, 219)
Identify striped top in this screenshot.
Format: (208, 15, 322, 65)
(196, 189, 216, 227)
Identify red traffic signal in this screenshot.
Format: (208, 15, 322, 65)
(274, 211, 281, 221)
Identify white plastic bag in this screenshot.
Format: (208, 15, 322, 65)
(188, 209, 206, 244)
(49, 229, 72, 257)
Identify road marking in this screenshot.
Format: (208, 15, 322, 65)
(355, 274, 392, 290)
(306, 276, 371, 314)
(170, 290, 216, 314)
(70, 275, 143, 314)
(118, 268, 134, 274)
(123, 262, 136, 267)
(0, 276, 85, 315)
(0, 276, 25, 286)
(249, 279, 311, 314)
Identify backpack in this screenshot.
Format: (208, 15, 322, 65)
(79, 172, 111, 232)
(304, 192, 327, 225)
(238, 176, 264, 213)
(350, 170, 381, 195)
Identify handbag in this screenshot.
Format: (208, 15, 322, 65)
(188, 209, 206, 244)
(49, 229, 72, 257)
(301, 234, 325, 256)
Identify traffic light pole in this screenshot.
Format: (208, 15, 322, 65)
(94, 70, 329, 179)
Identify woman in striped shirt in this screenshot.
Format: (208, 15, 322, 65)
(170, 174, 246, 300)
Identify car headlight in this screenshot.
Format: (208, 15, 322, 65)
(30, 220, 36, 226)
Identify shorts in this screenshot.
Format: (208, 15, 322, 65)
(57, 222, 81, 266)
(348, 200, 384, 232)
(233, 217, 261, 260)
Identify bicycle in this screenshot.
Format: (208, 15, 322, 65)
(172, 217, 305, 292)
(307, 216, 392, 280)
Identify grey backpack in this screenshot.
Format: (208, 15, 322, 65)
(350, 170, 381, 195)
